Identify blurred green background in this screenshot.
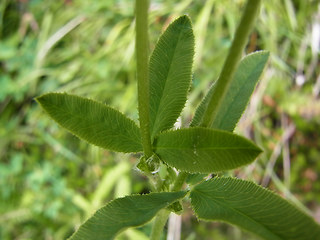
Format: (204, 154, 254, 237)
(1, 0, 320, 239)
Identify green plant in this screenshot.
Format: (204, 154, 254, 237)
(36, 0, 320, 239)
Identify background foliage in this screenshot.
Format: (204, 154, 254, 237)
(1, 0, 319, 239)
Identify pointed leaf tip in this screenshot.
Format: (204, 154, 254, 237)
(191, 50, 269, 130)
(149, 14, 195, 139)
(37, 93, 142, 153)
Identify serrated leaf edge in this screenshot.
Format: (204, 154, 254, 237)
(149, 15, 195, 139)
(68, 191, 187, 240)
(36, 92, 142, 153)
(190, 177, 319, 238)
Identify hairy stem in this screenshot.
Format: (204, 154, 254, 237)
(201, 0, 261, 127)
(136, 1, 166, 238)
(135, 0, 153, 158)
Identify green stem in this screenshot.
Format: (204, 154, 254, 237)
(201, 0, 261, 127)
(150, 209, 170, 240)
(135, 0, 153, 158)
(172, 171, 188, 191)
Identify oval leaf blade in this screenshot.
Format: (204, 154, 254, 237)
(149, 15, 195, 139)
(154, 127, 262, 173)
(190, 177, 320, 240)
(191, 51, 269, 130)
(36, 93, 142, 153)
(69, 191, 187, 240)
